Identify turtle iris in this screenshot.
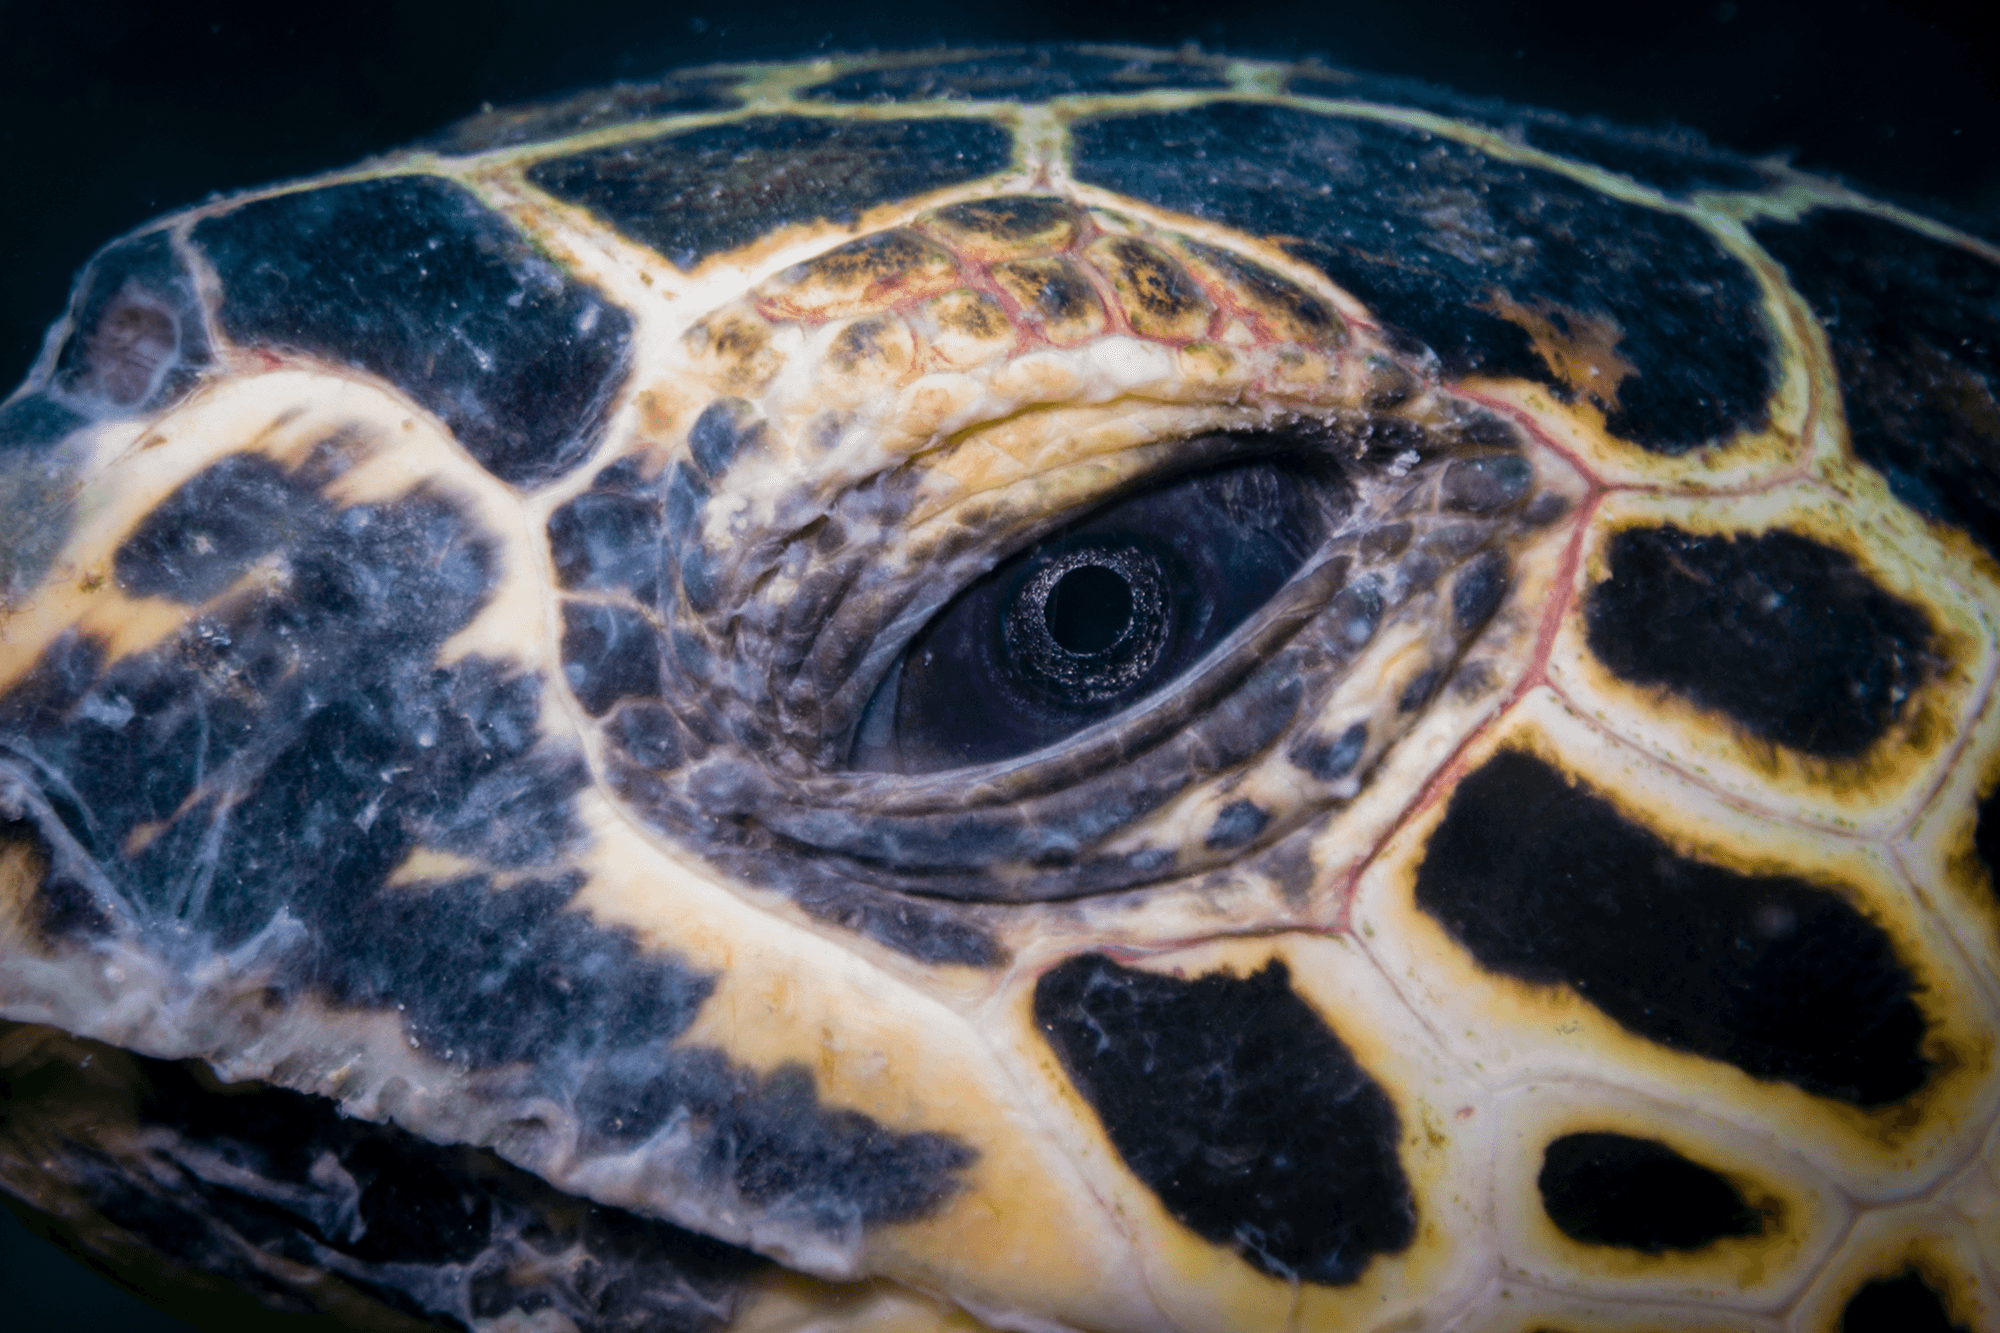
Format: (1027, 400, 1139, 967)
(1009, 545, 1171, 705)
(851, 454, 1337, 774)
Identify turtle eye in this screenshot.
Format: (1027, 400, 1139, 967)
(850, 456, 1338, 773)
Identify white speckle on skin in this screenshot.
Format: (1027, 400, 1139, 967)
(77, 692, 135, 728)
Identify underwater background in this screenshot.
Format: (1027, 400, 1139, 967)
(3, 0, 1996, 395)
(0, 0, 1993, 1328)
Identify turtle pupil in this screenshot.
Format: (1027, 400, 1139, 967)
(1047, 565, 1133, 654)
(1003, 543, 1173, 709)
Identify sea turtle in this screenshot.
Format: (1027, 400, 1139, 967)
(2, 42, 1998, 1333)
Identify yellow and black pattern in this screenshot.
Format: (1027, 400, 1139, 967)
(2, 43, 1998, 1333)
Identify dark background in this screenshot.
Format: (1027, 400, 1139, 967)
(1, 0, 1994, 1328)
(3, 0, 1998, 397)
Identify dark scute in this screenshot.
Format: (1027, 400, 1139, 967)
(612, 702, 688, 771)
(1537, 1132, 1761, 1253)
(113, 453, 319, 602)
(724, 1063, 974, 1226)
(1034, 953, 1415, 1285)
(51, 230, 210, 415)
(1418, 521, 1489, 559)
(1976, 782, 2000, 910)
(659, 461, 713, 616)
(1441, 455, 1533, 513)
(1180, 238, 1338, 336)
(561, 599, 665, 716)
(1451, 549, 1510, 632)
(576, 1044, 976, 1229)
(548, 461, 668, 597)
(2, 484, 512, 894)
(663, 460, 708, 534)
(680, 540, 720, 612)
(932, 194, 1079, 241)
(687, 397, 767, 479)
(0, 391, 87, 453)
(1398, 666, 1443, 712)
(801, 45, 1230, 103)
(1841, 1269, 1970, 1333)
(1205, 799, 1269, 850)
(11, 1039, 766, 1331)
(0, 469, 646, 1068)
(1070, 104, 1774, 454)
(320, 872, 710, 1070)
(526, 116, 1014, 271)
(192, 176, 633, 488)
(422, 750, 596, 870)
(1292, 722, 1367, 782)
(1415, 750, 1932, 1106)
(1329, 578, 1386, 644)
(1584, 525, 1936, 758)
(425, 75, 743, 154)
(1752, 210, 2000, 559)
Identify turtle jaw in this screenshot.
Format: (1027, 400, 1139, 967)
(0, 1018, 771, 1333)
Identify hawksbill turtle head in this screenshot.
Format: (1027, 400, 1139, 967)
(3, 44, 1998, 1333)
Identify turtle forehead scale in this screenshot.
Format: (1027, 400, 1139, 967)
(4, 43, 2000, 1333)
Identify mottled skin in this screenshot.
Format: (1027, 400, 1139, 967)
(2, 44, 1999, 1333)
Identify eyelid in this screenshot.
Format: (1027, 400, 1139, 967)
(720, 408, 1561, 904)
